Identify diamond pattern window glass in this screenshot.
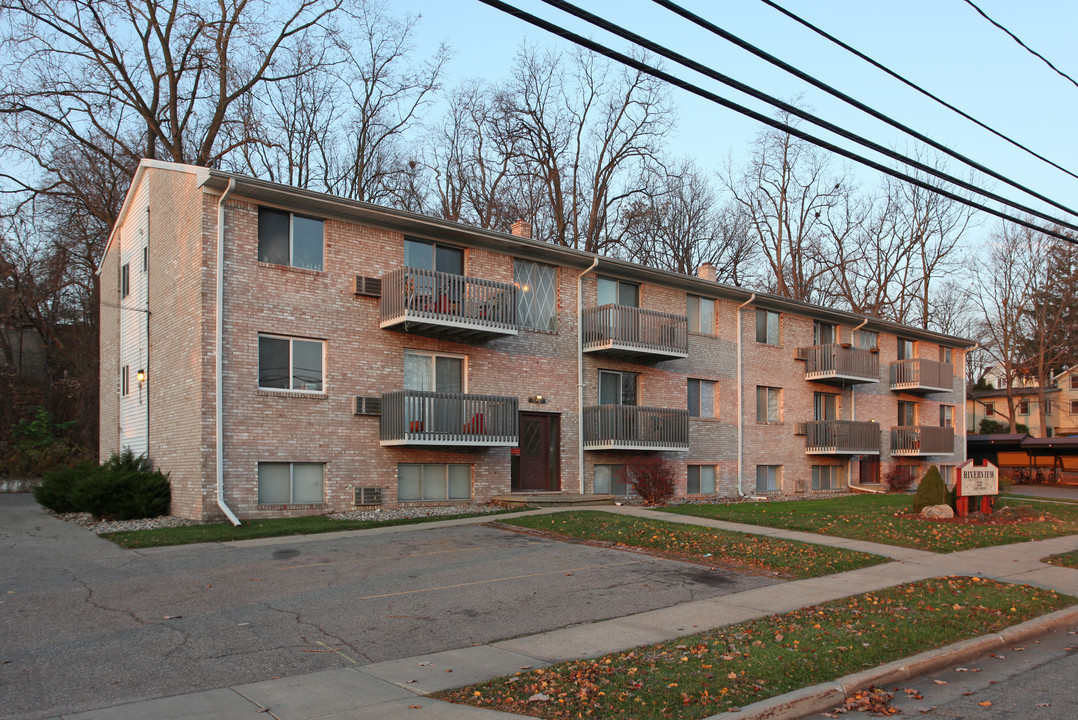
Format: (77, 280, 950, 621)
(514, 260, 557, 331)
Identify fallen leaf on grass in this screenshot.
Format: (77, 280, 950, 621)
(528, 693, 550, 702)
(978, 701, 993, 707)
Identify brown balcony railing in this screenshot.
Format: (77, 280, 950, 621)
(583, 405, 689, 451)
(890, 425, 955, 455)
(581, 304, 688, 359)
(803, 344, 879, 384)
(889, 358, 953, 393)
(380, 267, 517, 338)
(380, 390, 518, 446)
(805, 420, 881, 455)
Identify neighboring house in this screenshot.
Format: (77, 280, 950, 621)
(967, 366, 1077, 437)
(99, 160, 972, 522)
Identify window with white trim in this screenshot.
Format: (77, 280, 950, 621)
(756, 465, 781, 493)
(1018, 400, 1030, 415)
(687, 465, 716, 494)
(813, 321, 835, 345)
(257, 462, 324, 504)
(404, 350, 464, 393)
(756, 309, 780, 345)
(597, 277, 639, 307)
(122, 365, 130, 397)
(939, 346, 953, 364)
(985, 402, 995, 416)
(812, 465, 842, 490)
(514, 259, 557, 331)
(599, 370, 637, 406)
(258, 208, 324, 271)
(940, 405, 954, 428)
(898, 401, 917, 426)
(398, 463, 471, 501)
(897, 337, 915, 360)
(688, 379, 716, 418)
(258, 335, 324, 392)
(687, 296, 715, 334)
(594, 464, 629, 496)
(756, 386, 781, 423)
(121, 262, 130, 298)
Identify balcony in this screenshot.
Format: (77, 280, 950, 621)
(581, 305, 688, 361)
(380, 267, 518, 341)
(803, 420, 881, 455)
(380, 390, 518, 447)
(801, 344, 878, 385)
(889, 358, 953, 394)
(890, 425, 955, 456)
(583, 405, 689, 451)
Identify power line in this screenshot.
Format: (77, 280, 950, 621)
(961, 0, 1078, 92)
(755, 0, 1078, 184)
(474, 0, 1078, 246)
(646, 0, 1078, 218)
(529, 0, 1078, 235)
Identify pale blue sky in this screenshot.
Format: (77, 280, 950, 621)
(405, 0, 1078, 231)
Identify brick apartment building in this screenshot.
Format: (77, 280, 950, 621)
(99, 160, 971, 522)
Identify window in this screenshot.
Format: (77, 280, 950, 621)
(855, 329, 878, 350)
(1046, 400, 1053, 416)
(814, 392, 838, 421)
(940, 465, 956, 488)
(756, 465, 780, 493)
(121, 262, 130, 298)
(398, 463, 471, 501)
(756, 309, 780, 345)
(514, 259, 557, 331)
(687, 465, 716, 494)
(813, 321, 835, 346)
(1071, 376, 1078, 390)
(996, 377, 1006, 389)
(687, 296, 715, 334)
(597, 277, 639, 307)
(688, 379, 716, 418)
(599, 370, 637, 406)
(258, 335, 324, 392)
(404, 351, 464, 393)
(122, 365, 130, 397)
(258, 208, 324, 271)
(940, 405, 954, 427)
(812, 465, 842, 490)
(898, 401, 917, 426)
(897, 338, 915, 360)
(594, 464, 629, 496)
(257, 462, 324, 504)
(940, 346, 953, 364)
(756, 386, 781, 423)
(1018, 400, 1030, 415)
(985, 402, 995, 416)
(1071, 400, 1078, 415)
(142, 247, 148, 272)
(405, 237, 463, 274)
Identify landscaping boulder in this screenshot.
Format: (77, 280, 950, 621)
(921, 504, 954, 519)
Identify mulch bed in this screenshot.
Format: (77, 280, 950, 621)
(894, 506, 1048, 526)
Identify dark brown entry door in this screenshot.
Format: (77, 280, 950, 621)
(859, 457, 880, 485)
(518, 412, 560, 491)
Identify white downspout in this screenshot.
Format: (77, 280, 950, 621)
(848, 318, 869, 489)
(577, 257, 600, 494)
(736, 294, 756, 496)
(216, 180, 241, 526)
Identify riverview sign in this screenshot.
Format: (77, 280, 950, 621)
(956, 459, 999, 516)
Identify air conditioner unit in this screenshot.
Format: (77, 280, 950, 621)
(354, 395, 382, 415)
(354, 275, 382, 297)
(794, 347, 809, 361)
(354, 487, 383, 506)
(794, 422, 808, 436)
(794, 479, 809, 493)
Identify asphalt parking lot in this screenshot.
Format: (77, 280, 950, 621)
(0, 495, 781, 720)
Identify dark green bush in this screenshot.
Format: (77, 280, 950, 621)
(33, 462, 96, 513)
(913, 465, 947, 513)
(35, 450, 171, 520)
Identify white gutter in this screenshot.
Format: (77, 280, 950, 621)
(577, 257, 600, 494)
(216, 180, 241, 526)
(735, 294, 756, 496)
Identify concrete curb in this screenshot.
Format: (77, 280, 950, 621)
(714, 605, 1078, 720)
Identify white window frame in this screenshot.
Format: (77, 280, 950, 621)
(688, 378, 716, 418)
(258, 334, 325, 393)
(403, 350, 467, 393)
(122, 365, 130, 397)
(812, 465, 842, 491)
(756, 309, 780, 345)
(121, 262, 130, 298)
(398, 463, 472, 502)
(756, 465, 781, 493)
(687, 465, 716, 494)
(687, 295, 715, 335)
(1018, 400, 1030, 416)
(756, 386, 781, 423)
(257, 207, 325, 271)
(257, 462, 325, 505)
(940, 405, 954, 428)
(594, 463, 630, 496)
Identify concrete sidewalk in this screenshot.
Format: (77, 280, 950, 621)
(59, 509, 1078, 720)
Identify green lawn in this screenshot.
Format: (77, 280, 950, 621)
(499, 511, 885, 579)
(102, 507, 530, 548)
(661, 495, 1078, 553)
(437, 577, 1073, 719)
(1044, 550, 1078, 569)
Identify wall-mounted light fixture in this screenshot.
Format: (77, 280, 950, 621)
(528, 394, 547, 404)
(136, 369, 146, 384)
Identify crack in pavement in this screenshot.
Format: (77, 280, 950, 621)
(258, 600, 374, 664)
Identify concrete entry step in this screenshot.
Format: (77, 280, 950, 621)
(493, 493, 617, 507)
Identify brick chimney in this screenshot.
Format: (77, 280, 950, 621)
(511, 219, 532, 239)
(697, 262, 716, 282)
